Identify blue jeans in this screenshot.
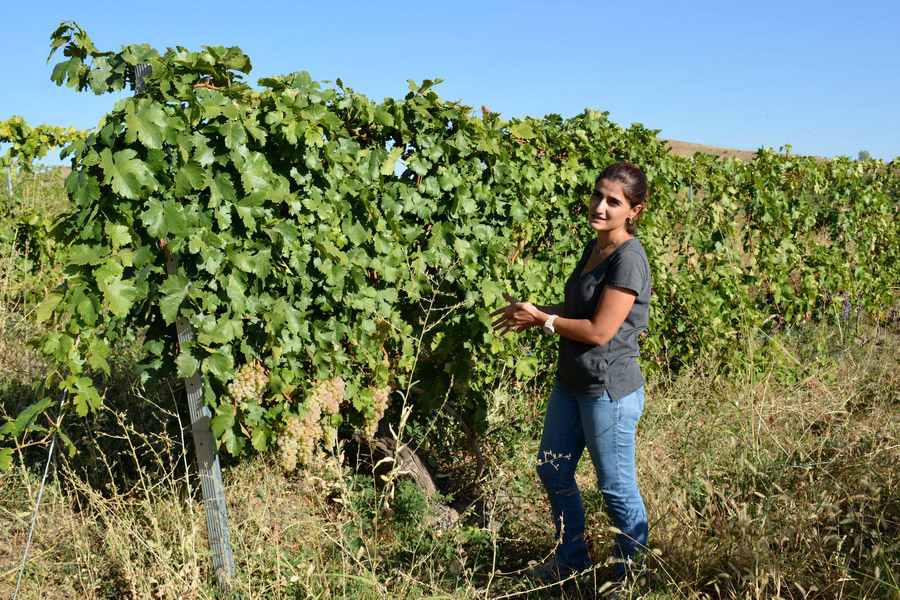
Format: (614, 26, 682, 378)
(536, 380, 648, 579)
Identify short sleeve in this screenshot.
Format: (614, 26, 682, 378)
(605, 247, 648, 295)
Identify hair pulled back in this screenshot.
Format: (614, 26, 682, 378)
(597, 162, 649, 235)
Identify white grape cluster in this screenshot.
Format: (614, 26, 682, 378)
(296, 402, 324, 467)
(322, 424, 338, 451)
(364, 385, 392, 439)
(276, 377, 346, 471)
(227, 362, 268, 406)
(276, 403, 323, 471)
(314, 377, 345, 417)
(276, 416, 303, 472)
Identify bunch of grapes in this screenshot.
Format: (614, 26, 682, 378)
(276, 416, 303, 471)
(310, 377, 345, 453)
(364, 385, 392, 439)
(227, 362, 268, 406)
(275, 377, 351, 470)
(451, 378, 469, 397)
(314, 377, 345, 416)
(322, 424, 338, 451)
(276, 396, 325, 471)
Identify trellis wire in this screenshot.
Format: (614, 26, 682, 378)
(13, 389, 67, 600)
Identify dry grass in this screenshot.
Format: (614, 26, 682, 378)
(635, 321, 898, 598)
(1, 319, 897, 599)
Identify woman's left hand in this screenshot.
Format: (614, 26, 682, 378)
(489, 293, 544, 336)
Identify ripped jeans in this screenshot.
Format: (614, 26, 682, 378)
(536, 380, 648, 579)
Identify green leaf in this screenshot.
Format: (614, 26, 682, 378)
(223, 430, 244, 455)
(36, 293, 64, 322)
(99, 148, 156, 199)
(480, 280, 504, 307)
(164, 201, 188, 236)
(125, 99, 168, 149)
(159, 274, 190, 324)
(209, 173, 237, 206)
(508, 122, 534, 139)
(56, 429, 77, 458)
(514, 355, 539, 379)
(2, 398, 53, 437)
(374, 107, 395, 127)
(203, 351, 233, 378)
(105, 223, 131, 249)
(88, 338, 111, 374)
(240, 152, 272, 193)
(141, 198, 167, 238)
(72, 379, 102, 417)
(70, 244, 107, 265)
(211, 405, 236, 438)
(175, 161, 206, 195)
(94, 259, 124, 283)
(250, 426, 269, 451)
(380, 145, 403, 176)
(100, 276, 138, 317)
(175, 350, 200, 378)
(0, 448, 12, 471)
(250, 249, 272, 278)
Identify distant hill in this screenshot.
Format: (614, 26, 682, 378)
(661, 139, 829, 163)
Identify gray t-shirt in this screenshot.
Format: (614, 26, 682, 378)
(556, 237, 651, 400)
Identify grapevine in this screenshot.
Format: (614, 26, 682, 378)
(0, 116, 87, 172)
(0, 21, 895, 472)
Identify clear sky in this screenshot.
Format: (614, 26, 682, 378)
(2, 0, 898, 161)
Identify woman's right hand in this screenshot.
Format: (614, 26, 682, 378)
(489, 293, 545, 336)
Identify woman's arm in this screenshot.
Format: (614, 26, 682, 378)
(534, 304, 564, 317)
(549, 286, 636, 345)
(491, 288, 636, 346)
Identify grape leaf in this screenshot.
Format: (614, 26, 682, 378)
(100, 276, 138, 317)
(99, 148, 156, 199)
(140, 198, 167, 238)
(175, 350, 200, 379)
(0, 448, 12, 471)
(125, 99, 168, 149)
(36, 292, 64, 322)
(211, 405, 235, 438)
(159, 274, 190, 324)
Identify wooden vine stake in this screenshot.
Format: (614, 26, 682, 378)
(164, 244, 236, 589)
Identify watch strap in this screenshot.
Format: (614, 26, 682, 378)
(542, 314, 559, 335)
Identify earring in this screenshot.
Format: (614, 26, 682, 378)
(627, 217, 633, 225)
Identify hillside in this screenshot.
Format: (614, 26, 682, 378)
(662, 138, 830, 163)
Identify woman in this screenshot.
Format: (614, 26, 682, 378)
(490, 162, 651, 587)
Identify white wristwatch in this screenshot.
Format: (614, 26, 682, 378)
(542, 314, 559, 335)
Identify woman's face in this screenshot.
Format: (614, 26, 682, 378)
(588, 178, 642, 234)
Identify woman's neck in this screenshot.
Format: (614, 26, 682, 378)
(595, 227, 629, 249)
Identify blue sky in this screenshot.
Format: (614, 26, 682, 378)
(2, 0, 898, 161)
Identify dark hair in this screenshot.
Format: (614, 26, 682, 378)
(597, 162, 649, 234)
